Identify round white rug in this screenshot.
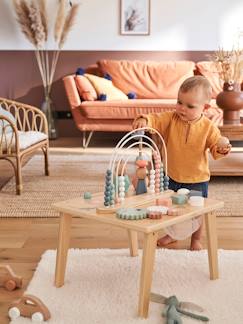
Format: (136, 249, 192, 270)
(9, 248, 243, 324)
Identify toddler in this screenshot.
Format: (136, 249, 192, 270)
(133, 76, 231, 250)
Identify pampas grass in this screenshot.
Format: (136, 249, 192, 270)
(54, 0, 66, 43)
(59, 4, 79, 48)
(210, 46, 243, 85)
(13, 0, 37, 46)
(13, 0, 79, 97)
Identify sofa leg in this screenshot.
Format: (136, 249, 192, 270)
(83, 131, 94, 148)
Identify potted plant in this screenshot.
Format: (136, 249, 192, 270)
(211, 47, 243, 124)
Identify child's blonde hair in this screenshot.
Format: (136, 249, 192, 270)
(179, 76, 212, 101)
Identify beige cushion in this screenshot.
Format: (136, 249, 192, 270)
(84, 74, 128, 101)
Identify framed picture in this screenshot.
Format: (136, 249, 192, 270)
(120, 0, 150, 35)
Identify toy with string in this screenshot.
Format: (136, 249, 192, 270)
(97, 127, 171, 214)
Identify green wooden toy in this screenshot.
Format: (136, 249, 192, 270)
(171, 194, 187, 205)
(83, 192, 92, 199)
(116, 208, 147, 220)
(150, 293, 209, 323)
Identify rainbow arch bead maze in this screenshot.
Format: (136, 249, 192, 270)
(96, 127, 171, 214)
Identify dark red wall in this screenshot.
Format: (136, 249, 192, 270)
(0, 51, 211, 136)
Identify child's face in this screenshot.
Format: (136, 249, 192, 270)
(176, 88, 209, 122)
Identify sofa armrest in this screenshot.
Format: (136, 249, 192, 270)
(63, 75, 81, 110)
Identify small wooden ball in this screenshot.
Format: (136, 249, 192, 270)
(217, 136, 230, 148)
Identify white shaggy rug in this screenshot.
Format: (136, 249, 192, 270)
(10, 249, 243, 324)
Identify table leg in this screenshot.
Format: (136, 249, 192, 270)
(55, 213, 72, 287)
(205, 212, 219, 280)
(138, 231, 158, 318)
(127, 230, 138, 256)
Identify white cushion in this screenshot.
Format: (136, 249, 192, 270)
(0, 105, 16, 134)
(1, 131, 48, 151)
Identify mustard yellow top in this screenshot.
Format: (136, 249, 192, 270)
(145, 111, 224, 183)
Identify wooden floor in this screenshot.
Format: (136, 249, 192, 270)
(1, 136, 243, 324)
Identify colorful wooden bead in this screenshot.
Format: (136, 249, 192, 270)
(171, 194, 187, 205)
(147, 206, 168, 213)
(136, 160, 148, 168)
(156, 197, 172, 207)
(177, 188, 190, 195)
(188, 196, 204, 206)
(136, 168, 147, 179)
(147, 212, 163, 219)
(167, 208, 182, 216)
(83, 192, 92, 199)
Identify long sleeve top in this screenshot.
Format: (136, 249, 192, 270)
(144, 111, 224, 183)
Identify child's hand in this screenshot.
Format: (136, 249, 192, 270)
(216, 136, 232, 155)
(216, 144, 232, 155)
(132, 117, 148, 129)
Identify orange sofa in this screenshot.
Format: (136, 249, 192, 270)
(63, 60, 223, 147)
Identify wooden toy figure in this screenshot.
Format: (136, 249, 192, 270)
(0, 265, 23, 291)
(8, 294, 51, 322)
(135, 159, 148, 195)
(150, 293, 209, 323)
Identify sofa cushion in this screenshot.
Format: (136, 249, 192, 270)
(79, 98, 222, 125)
(75, 75, 97, 101)
(84, 73, 128, 101)
(81, 99, 178, 119)
(196, 61, 223, 98)
(97, 60, 196, 99)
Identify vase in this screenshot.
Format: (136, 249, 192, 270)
(41, 94, 58, 139)
(216, 82, 243, 125)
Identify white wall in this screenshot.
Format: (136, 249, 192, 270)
(0, 0, 242, 50)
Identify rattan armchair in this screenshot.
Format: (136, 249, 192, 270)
(0, 97, 49, 195)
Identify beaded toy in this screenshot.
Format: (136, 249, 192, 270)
(97, 127, 171, 214)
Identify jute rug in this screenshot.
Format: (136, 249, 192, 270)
(10, 249, 243, 324)
(0, 152, 243, 217)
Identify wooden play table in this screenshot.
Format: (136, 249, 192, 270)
(53, 191, 223, 318)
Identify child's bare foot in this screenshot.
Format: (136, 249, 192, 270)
(190, 239, 203, 251)
(157, 235, 177, 247)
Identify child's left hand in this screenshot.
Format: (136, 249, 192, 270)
(216, 143, 232, 155)
(216, 136, 232, 155)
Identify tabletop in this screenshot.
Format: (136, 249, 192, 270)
(53, 191, 224, 234)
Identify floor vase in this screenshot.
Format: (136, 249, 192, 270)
(41, 95, 58, 139)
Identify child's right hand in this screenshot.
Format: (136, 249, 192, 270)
(132, 117, 148, 129)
